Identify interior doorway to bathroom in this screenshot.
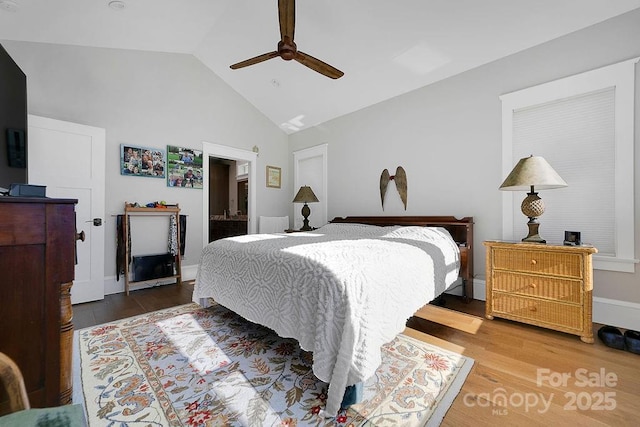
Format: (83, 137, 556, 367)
(202, 142, 257, 246)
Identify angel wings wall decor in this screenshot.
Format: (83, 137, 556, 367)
(380, 166, 407, 210)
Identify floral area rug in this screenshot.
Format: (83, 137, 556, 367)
(73, 303, 473, 426)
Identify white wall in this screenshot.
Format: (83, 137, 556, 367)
(3, 9, 640, 315)
(2, 40, 291, 291)
(289, 9, 640, 307)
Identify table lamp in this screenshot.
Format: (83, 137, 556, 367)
(293, 186, 319, 231)
(500, 155, 567, 243)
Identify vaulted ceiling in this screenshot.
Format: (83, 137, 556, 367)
(1, 0, 639, 133)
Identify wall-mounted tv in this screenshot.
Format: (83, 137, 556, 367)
(0, 43, 28, 192)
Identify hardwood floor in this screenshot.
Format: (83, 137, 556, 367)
(407, 297, 639, 426)
(73, 281, 195, 330)
(73, 285, 639, 426)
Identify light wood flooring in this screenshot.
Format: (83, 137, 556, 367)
(73, 283, 639, 426)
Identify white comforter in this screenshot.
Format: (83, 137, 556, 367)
(193, 222, 460, 416)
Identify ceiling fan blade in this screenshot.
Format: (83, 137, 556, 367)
(278, 0, 295, 42)
(230, 51, 279, 70)
(295, 51, 344, 79)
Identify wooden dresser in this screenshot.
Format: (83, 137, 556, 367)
(0, 197, 77, 414)
(209, 218, 248, 242)
(484, 241, 597, 343)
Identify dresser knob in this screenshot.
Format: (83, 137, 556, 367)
(531, 259, 537, 265)
(530, 283, 537, 289)
(529, 306, 537, 312)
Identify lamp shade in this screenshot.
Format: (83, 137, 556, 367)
(292, 186, 319, 203)
(499, 155, 568, 191)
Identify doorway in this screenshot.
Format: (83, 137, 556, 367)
(208, 157, 248, 242)
(28, 115, 106, 304)
(202, 142, 257, 248)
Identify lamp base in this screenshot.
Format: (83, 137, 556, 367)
(299, 203, 312, 231)
(522, 218, 546, 244)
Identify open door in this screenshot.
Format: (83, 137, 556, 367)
(28, 115, 106, 304)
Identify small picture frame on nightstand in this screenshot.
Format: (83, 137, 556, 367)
(564, 231, 581, 246)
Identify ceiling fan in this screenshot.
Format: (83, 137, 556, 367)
(230, 0, 344, 79)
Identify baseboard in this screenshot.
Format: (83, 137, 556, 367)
(593, 297, 640, 330)
(104, 263, 199, 295)
(180, 264, 199, 281)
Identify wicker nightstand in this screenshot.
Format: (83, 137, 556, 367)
(484, 241, 597, 343)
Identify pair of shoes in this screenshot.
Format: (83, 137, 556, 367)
(625, 330, 640, 354)
(598, 326, 625, 350)
(598, 325, 640, 354)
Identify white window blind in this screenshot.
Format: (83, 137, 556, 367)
(500, 57, 638, 272)
(511, 88, 615, 254)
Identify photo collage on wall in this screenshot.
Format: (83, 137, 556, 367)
(166, 145, 203, 189)
(120, 144, 166, 178)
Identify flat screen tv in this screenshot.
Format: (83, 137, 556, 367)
(0, 43, 27, 192)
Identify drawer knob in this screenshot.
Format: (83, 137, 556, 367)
(530, 283, 537, 289)
(529, 306, 537, 312)
(531, 259, 537, 265)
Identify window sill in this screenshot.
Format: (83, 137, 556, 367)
(594, 255, 639, 273)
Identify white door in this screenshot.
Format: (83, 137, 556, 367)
(293, 144, 328, 229)
(28, 115, 106, 304)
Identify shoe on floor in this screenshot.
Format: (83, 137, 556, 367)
(624, 330, 640, 354)
(597, 325, 625, 350)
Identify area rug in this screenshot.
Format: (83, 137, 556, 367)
(73, 303, 473, 426)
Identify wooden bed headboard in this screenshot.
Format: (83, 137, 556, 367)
(330, 216, 474, 301)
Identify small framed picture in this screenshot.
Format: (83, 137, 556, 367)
(266, 165, 281, 188)
(564, 231, 581, 246)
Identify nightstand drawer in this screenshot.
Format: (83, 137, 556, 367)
(492, 271, 582, 303)
(491, 248, 583, 278)
(492, 293, 583, 331)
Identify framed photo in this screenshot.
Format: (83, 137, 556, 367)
(166, 145, 203, 189)
(266, 165, 281, 188)
(121, 144, 165, 178)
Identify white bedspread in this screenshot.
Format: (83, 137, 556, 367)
(193, 222, 460, 416)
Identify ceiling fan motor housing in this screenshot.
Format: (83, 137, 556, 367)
(278, 38, 297, 60)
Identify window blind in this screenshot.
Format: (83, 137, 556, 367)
(511, 87, 615, 254)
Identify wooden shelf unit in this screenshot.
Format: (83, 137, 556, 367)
(123, 203, 182, 295)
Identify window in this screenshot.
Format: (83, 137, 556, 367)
(500, 58, 638, 272)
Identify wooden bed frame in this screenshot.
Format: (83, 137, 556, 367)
(330, 216, 474, 301)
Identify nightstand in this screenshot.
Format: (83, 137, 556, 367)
(284, 228, 316, 233)
(483, 241, 597, 343)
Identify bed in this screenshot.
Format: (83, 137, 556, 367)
(193, 215, 474, 417)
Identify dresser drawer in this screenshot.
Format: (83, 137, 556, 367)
(492, 271, 583, 303)
(492, 293, 583, 331)
(0, 203, 45, 246)
(491, 248, 583, 278)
